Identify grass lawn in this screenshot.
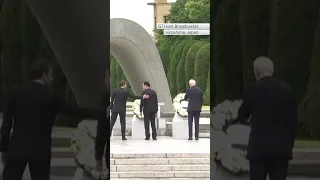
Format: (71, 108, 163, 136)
(294, 140, 320, 148)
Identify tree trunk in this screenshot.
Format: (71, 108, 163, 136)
(0, 0, 23, 99)
(212, 0, 243, 105)
(298, 7, 320, 139)
(268, 0, 320, 102)
(239, 0, 272, 88)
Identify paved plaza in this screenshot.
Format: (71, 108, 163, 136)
(110, 136, 210, 154)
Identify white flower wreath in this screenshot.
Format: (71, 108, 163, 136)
(172, 93, 188, 117)
(132, 99, 144, 118)
(212, 99, 250, 174)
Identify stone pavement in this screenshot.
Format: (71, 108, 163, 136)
(111, 136, 210, 154)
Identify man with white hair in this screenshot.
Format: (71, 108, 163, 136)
(236, 56, 297, 180)
(184, 79, 203, 140)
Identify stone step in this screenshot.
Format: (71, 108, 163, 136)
(288, 160, 320, 177)
(293, 149, 320, 160)
(22, 176, 74, 180)
(111, 153, 210, 159)
(111, 158, 210, 165)
(51, 147, 73, 158)
(111, 165, 210, 172)
(22, 158, 77, 177)
(111, 178, 210, 180)
(111, 171, 210, 178)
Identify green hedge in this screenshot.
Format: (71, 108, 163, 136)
(204, 70, 210, 105)
(194, 43, 210, 91)
(185, 41, 207, 87)
(169, 41, 189, 96)
(176, 40, 197, 94)
(110, 58, 117, 89)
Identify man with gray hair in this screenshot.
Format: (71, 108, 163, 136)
(184, 79, 203, 140)
(236, 57, 297, 180)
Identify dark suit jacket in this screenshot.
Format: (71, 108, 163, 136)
(237, 76, 297, 160)
(140, 88, 158, 113)
(184, 86, 203, 112)
(0, 82, 102, 158)
(111, 88, 140, 113)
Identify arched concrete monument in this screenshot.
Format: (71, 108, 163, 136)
(110, 18, 173, 112)
(25, 1, 173, 112)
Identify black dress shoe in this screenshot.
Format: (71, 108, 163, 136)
(122, 137, 127, 140)
(153, 138, 157, 140)
(195, 137, 199, 140)
(145, 138, 150, 140)
(188, 138, 193, 140)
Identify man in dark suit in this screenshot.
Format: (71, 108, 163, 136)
(95, 69, 110, 175)
(184, 79, 203, 140)
(236, 57, 297, 180)
(140, 81, 158, 140)
(0, 60, 102, 180)
(110, 80, 145, 140)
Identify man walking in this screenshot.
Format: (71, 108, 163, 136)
(0, 60, 101, 180)
(184, 79, 203, 140)
(110, 80, 142, 140)
(236, 56, 297, 180)
(140, 81, 158, 140)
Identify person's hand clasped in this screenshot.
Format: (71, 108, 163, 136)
(143, 94, 149, 99)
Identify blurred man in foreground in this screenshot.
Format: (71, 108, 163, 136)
(184, 79, 203, 140)
(0, 60, 102, 180)
(95, 69, 110, 175)
(237, 57, 297, 180)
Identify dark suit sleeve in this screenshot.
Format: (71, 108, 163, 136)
(140, 91, 145, 113)
(237, 85, 254, 124)
(288, 89, 297, 148)
(155, 91, 159, 111)
(0, 94, 15, 152)
(183, 89, 189, 101)
(110, 89, 115, 109)
(200, 88, 204, 106)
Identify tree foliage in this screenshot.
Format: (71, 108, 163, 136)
(176, 40, 196, 94)
(185, 41, 207, 85)
(194, 43, 210, 91)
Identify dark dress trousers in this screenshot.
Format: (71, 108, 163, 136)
(184, 86, 203, 139)
(237, 76, 297, 180)
(0, 82, 102, 180)
(95, 88, 110, 172)
(140, 88, 158, 139)
(110, 88, 140, 137)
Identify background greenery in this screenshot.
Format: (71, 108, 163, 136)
(110, 0, 211, 105)
(213, 0, 320, 139)
(0, 0, 210, 127)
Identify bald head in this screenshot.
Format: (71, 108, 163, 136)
(253, 56, 274, 80)
(189, 79, 196, 87)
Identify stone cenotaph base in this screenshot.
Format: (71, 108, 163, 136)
(172, 112, 191, 139)
(131, 115, 154, 139)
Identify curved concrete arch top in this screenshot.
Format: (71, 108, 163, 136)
(110, 18, 173, 112)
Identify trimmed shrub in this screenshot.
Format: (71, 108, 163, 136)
(194, 43, 210, 91)
(167, 41, 181, 84)
(176, 40, 197, 94)
(298, 14, 320, 139)
(185, 41, 207, 88)
(110, 58, 117, 89)
(204, 70, 210, 105)
(169, 40, 189, 96)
